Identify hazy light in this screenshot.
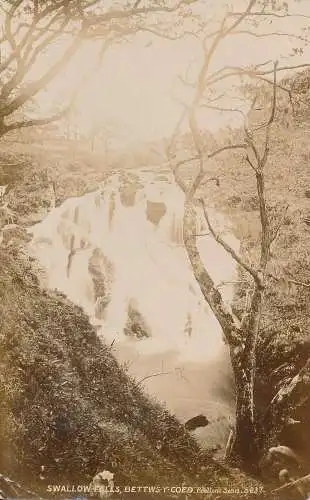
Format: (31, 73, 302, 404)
(26, 0, 310, 145)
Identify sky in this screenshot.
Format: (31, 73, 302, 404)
(33, 0, 310, 146)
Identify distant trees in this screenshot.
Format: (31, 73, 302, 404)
(167, 0, 310, 474)
(87, 119, 119, 153)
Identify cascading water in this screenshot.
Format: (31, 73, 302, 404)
(28, 166, 239, 450)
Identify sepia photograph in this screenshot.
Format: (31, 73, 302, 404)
(0, 0, 310, 499)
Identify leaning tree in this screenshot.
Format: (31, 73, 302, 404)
(166, 0, 310, 474)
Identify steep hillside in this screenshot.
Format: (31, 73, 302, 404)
(1, 245, 236, 497)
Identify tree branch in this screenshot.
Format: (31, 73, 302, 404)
(271, 473, 310, 494)
(228, 11, 310, 20)
(182, 201, 242, 346)
(199, 198, 260, 285)
(208, 143, 246, 159)
(137, 371, 174, 385)
(266, 272, 310, 289)
(3, 106, 72, 134)
(2, 34, 111, 137)
(269, 204, 289, 245)
(0, 29, 85, 117)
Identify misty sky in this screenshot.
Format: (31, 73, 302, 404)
(36, 0, 310, 145)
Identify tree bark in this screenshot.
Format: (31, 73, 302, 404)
(182, 200, 241, 346)
(229, 353, 260, 474)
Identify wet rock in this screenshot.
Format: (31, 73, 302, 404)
(119, 173, 143, 207)
(185, 415, 210, 431)
(88, 248, 114, 307)
(146, 200, 167, 225)
(94, 295, 111, 320)
(124, 301, 151, 339)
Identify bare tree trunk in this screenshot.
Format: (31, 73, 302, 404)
(182, 201, 240, 342)
(229, 353, 260, 473)
(183, 199, 265, 473)
(230, 281, 264, 463)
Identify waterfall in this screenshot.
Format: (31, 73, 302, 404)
(28, 167, 239, 363)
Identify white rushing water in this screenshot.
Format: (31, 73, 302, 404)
(28, 166, 239, 448)
(29, 166, 239, 362)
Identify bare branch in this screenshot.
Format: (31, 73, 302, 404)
(231, 29, 309, 45)
(223, 0, 257, 35)
(137, 371, 175, 385)
(256, 170, 270, 269)
(4, 1, 24, 68)
(271, 473, 310, 494)
(178, 0, 258, 199)
(3, 105, 72, 134)
(199, 198, 260, 285)
(253, 60, 278, 136)
(245, 154, 258, 173)
(175, 155, 200, 169)
(137, 24, 203, 41)
(0, 0, 196, 137)
(87, 0, 197, 35)
(228, 11, 310, 20)
(208, 62, 310, 88)
(267, 272, 310, 289)
(217, 280, 249, 289)
(253, 74, 293, 107)
(269, 204, 289, 245)
(193, 231, 211, 238)
(1, 30, 85, 117)
(201, 103, 246, 118)
(208, 143, 246, 159)
(169, 143, 246, 190)
(182, 202, 242, 345)
(2, 35, 111, 137)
